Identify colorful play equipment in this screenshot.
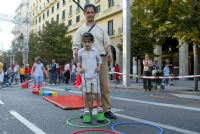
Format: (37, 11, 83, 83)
(32, 90, 58, 97)
(66, 116, 111, 128)
(21, 80, 29, 88)
(43, 95, 97, 110)
(83, 114, 92, 123)
(32, 90, 39, 95)
(75, 73, 82, 88)
(111, 122, 164, 134)
(65, 87, 71, 93)
(71, 129, 118, 134)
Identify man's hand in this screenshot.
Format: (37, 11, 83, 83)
(73, 48, 79, 63)
(107, 52, 113, 62)
(96, 66, 100, 73)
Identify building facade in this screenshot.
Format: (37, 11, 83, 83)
(28, 0, 123, 67)
(12, 0, 29, 65)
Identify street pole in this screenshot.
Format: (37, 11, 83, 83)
(122, 0, 131, 87)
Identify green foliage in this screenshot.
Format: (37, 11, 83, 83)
(29, 21, 72, 65)
(131, 0, 154, 60)
(131, 0, 200, 61)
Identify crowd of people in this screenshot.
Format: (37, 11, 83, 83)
(0, 59, 79, 89)
(143, 53, 174, 91)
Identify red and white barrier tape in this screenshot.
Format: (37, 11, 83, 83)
(109, 72, 200, 79)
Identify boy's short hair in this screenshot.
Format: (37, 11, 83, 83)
(82, 32, 94, 42)
(84, 4, 96, 13)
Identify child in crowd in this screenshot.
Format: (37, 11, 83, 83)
(162, 63, 170, 87)
(77, 32, 103, 120)
(19, 64, 25, 83)
(31, 56, 46, 90)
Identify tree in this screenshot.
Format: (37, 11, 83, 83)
(131, 0, 154, 60)
(28, 33, 41, 64)
(144, 0, 200, 91)
(28, 21, 72, 65)
(38, 21, 72, 65)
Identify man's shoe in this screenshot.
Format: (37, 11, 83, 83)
(104, 111, 117, 119)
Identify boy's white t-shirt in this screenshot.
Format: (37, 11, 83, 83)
(78, 48, 102, 79)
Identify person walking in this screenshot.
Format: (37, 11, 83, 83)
(72, 4, 117, 119)
(49, 59, 57, 85)
(143, 53, 153, 91)
(115, 64, 120, 84)
(162, 63, 170, 87)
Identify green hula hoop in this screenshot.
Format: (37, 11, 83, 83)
(65, 116, 111, 128)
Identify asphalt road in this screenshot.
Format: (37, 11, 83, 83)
(0, 83, 200, 134)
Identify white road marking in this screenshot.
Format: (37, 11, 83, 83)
(111, 96, 200, 112)
(116, 113, 200, 134)
(9, 110, 46, 134)
(45, 86, 200, 112)
(0, 100, 4, 104)
(173, 94, 200, 100)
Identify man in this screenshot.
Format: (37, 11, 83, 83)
(49, 59, 57, 85)
(72, 4, 117, 119)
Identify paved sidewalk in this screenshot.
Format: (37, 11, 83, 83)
(109, 79, 200, 94)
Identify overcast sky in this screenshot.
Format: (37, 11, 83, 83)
(0, 0, 20, 51)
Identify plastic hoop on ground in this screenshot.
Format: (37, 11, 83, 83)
(72, 129, 118, 134)
(65, 116, 111, 128)
(111, 122, 163, 134)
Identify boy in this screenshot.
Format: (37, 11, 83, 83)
(77, 32, 103, 119)
(162, 63, 170, 89)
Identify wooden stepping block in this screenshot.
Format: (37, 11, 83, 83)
(32, 90, 39, 95)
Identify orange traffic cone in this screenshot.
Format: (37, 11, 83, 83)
(75, 73, 82, 88)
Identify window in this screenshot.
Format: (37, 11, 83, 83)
(52, 6, 54, 13)
(47, 10, 49, 17)
(43, 13, 45, 19)
(108, 20, 113, 35)
(76, 15, 80, 22)
(57, 14, 59, 21)
(62, 0, 66, 5)
(57, 2, 59, 10)
(108, 0, 114, 8)
(62, 10, 65, 19)
(39, 16, 41, 23)
(69, 5, 72, 16)
(36, 19, 37, 24)
(96, 5, 100, 13)
(76, 0, 80, 12)
(51, 18, 54, 22)
(86, 0, 90, 4)
(68, 19, 72, 26)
